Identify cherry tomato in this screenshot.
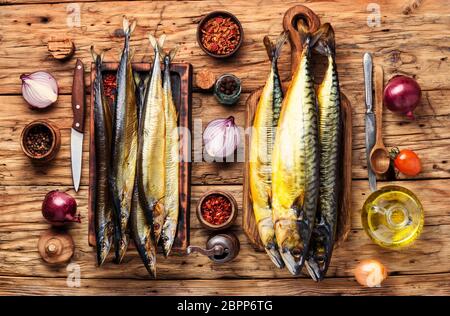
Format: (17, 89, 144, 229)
(393, 149, 421, 176)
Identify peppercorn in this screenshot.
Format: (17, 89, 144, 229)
(25, 125, 53, 156)
(219, 76, 238, 95)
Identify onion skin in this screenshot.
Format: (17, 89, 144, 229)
(42, 190, 80, 226)
(203, 116, 240, 159)
(354, 259, 388, 287)
(20, 71, 59, 110)
(383, 75, 421, 119)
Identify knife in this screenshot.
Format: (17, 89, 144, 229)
(363, 53, 377, 192)
(71, 59, 85, 192)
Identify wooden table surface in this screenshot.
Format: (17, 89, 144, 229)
(0, 0, 449, 296)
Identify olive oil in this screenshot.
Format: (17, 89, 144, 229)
(361, 185, 424, 249)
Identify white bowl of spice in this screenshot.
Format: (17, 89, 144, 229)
(197, 11, 244, 58)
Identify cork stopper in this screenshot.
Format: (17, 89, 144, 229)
(195, 69, 216, 91)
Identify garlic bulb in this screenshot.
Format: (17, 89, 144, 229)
(21, 71, 58, 109)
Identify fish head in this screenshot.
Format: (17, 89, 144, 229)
(96, 223, 113, 266)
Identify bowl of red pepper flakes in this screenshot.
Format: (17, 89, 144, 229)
(197, 11, 244, 58)
(197, 190, 238, 230)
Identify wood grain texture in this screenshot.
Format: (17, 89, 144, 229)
(2, 89, 450, 188)
(0, 0, 450, 296)
(0, 1, 449, 94)
(1, 274, 449, 296)
(0, 180, 449, 282)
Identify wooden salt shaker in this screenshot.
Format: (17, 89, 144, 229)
(38, 230, 74, 264)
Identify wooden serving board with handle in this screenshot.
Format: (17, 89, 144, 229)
(88, 62, 192, 255)
(242, 5, 352, 251)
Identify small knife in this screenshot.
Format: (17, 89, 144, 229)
(363, 53, 377, 192)
(71, 59, 85, 192)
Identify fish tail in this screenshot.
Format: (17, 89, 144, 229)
(90, 46, 108, 64)
(263, 31, 287, 61)
(163, 46, 178, 74)
(122, 16, 137, 37)
(149, 34, 166, 59)
(314, 23, 335, 57)
(297, 19, 323, 49)
(168, 45, 180, 63)
(90, 46, 98, 62)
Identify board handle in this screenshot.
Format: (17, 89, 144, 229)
(283, 5, 321, 74)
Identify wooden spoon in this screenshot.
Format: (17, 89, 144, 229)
(370, 65, 390, 175)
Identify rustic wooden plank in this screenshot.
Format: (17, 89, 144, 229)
(0, 180, 449, 280)
(0, 0, 449, 296)
(2, 88, 450, 187)
(0, 274, 449, 296)
(0, 1, 448, 94)
(1, 0, 200, 4)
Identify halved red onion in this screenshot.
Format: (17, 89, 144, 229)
(21, 71, 58, 109)
(203, 116, 240, 158)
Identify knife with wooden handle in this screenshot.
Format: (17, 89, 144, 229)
(71, 59, 85, 192)
(363, 52, 377, 192)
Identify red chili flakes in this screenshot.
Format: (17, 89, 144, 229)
(201, 194, 232, 225)
(201, 16, 241, 55)
(102, 72, 117, 102)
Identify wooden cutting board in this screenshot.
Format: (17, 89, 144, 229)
(88, 62, 192, 255)
(242, 5, 352, 251)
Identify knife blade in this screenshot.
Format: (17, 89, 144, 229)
(363, 52, 377, 192)
(71, 59, 85, 192)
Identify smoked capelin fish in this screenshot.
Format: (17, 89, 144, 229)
(109, 17, 138, 264)
(91, 46, 114, 266)
(137, 34, 166, 248)
(272, 22, 322, 276)
(161, 47, 180, 257)
(249, 33, 287, 269)
(305, 23, 342, 281)
(130, 72, 157, 277)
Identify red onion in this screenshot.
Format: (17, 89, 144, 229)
(42, 190, 80, 226)
(203, 116, 240, 158)
(383, 75, 421, 119)
(20, 71, 58, 109)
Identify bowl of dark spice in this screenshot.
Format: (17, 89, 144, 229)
(197, 11, 244, 58)
(20, 120, 61, 163)
(197, 190, 238, 231)
(214, 74, 241, 106)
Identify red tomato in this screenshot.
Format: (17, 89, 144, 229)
(394, 149, 421, 176)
